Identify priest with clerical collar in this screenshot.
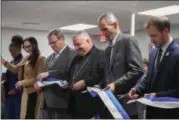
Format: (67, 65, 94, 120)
(67, 30, 105, 119)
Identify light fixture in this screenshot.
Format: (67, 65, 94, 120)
(23, 22, 40, 25)
(138, 5, 179, 16)
(60, 23, 97, 31)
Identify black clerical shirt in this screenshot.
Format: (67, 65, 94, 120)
(67, 46, 105, 119)
(68, 45, 105, 87)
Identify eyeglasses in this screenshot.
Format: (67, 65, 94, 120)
(48, 40, 59, 46)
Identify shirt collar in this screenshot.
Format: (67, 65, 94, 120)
(80, 45, 95, 58)
(55, 45, 67, 55)
(161, 36, 173, 52)
(108, 31, 120, 47)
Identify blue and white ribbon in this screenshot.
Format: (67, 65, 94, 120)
(128, 95, 179, 109)
(87, 87, 130, 119)
(35, 77, 68, 88)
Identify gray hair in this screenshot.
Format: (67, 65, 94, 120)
(97, 12, 118, 24)
(73, 30, 91, 40)
(48, 29, 65, 40)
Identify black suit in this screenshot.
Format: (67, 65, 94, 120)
(103, 33, 144, 117)
(67, 46, 105, 119)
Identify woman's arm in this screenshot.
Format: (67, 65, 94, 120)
(21, 56, 46, 87)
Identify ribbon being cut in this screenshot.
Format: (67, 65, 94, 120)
(128, 95, 179, 109)
(35, 78, 129, 119)
(35, 77, 68, 88)
(87, 87, 130, 119)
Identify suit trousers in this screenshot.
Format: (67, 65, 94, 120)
(147, 106, 179, 119)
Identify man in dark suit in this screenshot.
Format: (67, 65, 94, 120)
(129, 16, 179, 119)
(67, 30, 105, 119)
(34, 29, 76, 119)
(97, 12, 144, 118)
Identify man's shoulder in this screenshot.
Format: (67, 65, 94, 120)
(46, 53, 54, 61)
(171, 42, 179, 53)
(68, 47, 76, 53)
(120, 33, 135, 39)
(67, 46, 77, 58)
(117, 33, 138, 44)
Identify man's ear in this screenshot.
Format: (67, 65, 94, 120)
(113, 22, 118, 29)
(86, 39, 90, 43)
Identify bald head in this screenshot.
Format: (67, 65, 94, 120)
(97, 12, 120, 40)
(73, 31, 93, 56)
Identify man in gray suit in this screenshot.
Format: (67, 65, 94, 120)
(97, 12, 144, 118)
(35, 29, 76, 119)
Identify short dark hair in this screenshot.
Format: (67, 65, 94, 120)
(48, 29, 65, 40)
(9, 35, 23, 50)
(144, 16, 170, 32)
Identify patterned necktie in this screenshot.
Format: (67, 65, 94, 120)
(110, 41, 114, 65)
(49, 53, 58, 68)
(108, 40, 114, 69)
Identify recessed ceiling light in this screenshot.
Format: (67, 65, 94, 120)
(23, 22, 40, 25)
(138, 5, 179, 16)
(60, 23, 97, 31)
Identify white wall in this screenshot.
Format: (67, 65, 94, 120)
(1, 27, 107, 72)
(1, 25, 179, 72)
(92, 24, 179, 60)
(135, 24, 179, 59)
(1, 27, 75, 72)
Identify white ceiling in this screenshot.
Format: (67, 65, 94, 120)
(2, 1, 179, 34)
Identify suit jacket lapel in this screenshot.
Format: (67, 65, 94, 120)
(109, 44, 117, 71)
(109, 33, 123, 71)
(47, 53, 56, 70)
(148, 49, 158, 87)
(50, 46, 69, 69)
(150, 41, 174, 87)
(157, 41, 174, 75)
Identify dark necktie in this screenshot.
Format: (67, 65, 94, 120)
(155, 48, 163, 72)
(109, 40, 114, 65)
(151, 48, 163, 87)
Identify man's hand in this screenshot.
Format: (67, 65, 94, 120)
(105, 83, 115, 92)
(73, 80, 86, 91)
(7, 89, 16, 95)
(34, 83, 41, 91)
(144, 93, 156, 97)
(128, 88, 139, 99)
(37, 72, 49, 81)
(15, 81, 22, 88)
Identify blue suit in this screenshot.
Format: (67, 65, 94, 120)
(4, 54, 23, 119)
(135, 41, 179, 119)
